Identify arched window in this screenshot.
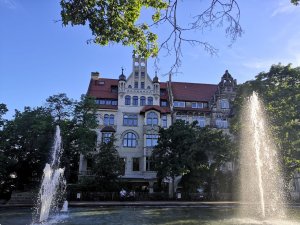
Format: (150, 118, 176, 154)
(132, 96, 138, 106)
(109, 114, 114, 125)
(147, 97, 153, 105)
(140, 96, 146, 106)
(147, 112, 158, 125)
(104, 114, 114, 125)
(125, 95, 131, 105)
(104, 114, 109, 125)
(123, 132, 137, 147)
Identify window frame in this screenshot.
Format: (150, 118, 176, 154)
(132, 157, 140, 171)
(125, 95, 131, 105)
(123, 132, 137, 148)
(140, 96, 146, 106)
(146, 134, 159, 147)
(123, 114, 138, 126)
(132, 96, 138, 106)
(147, 112, 158, 126)
(147, 97, 153, 105)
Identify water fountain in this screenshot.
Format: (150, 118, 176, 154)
(33, 126, 67, 224)
(239, 92, 286, 220)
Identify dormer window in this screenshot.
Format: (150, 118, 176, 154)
(111, 86, 118, 93)
(173, 101, 185, 107)
(192, 102, 203, 108)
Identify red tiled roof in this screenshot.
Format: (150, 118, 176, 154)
(171, 82, 217, 102)
(140, 105, 171, 114)
(87, 78, 118, 99)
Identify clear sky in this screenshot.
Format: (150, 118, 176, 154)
(1, 0, 300, 119)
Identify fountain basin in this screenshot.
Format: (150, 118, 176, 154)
(1, 205, 300, 225)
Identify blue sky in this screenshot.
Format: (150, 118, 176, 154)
(1, 0, 300, 119)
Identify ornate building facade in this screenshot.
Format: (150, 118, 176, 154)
(78, 54, 237, 192)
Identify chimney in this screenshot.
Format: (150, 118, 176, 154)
(91, 72, 100, 80)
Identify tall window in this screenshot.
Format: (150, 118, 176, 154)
(132, 96, 138, 106)
(140, 96, 146, 106)
(104, 114, 114, 125)
(146, 157, 155, 171)
(132, 158, 140, 171)
(123, 132, 137, 147)
(104, 114, 109, 125)
(216, 119, 228, 128)
(120, 158, 126, 175)
(109, 114, 114, 125)
(134, 71, 139, 78)
(141, 82, 145, 89)
(123, 114, 138, 126)
(146, 134, 159, 147)
(125, 95, 131, 105)
(147, 97, 153, 105)
(102, 132, 112, 143)
(194, 116, 206, 127)
(220, 99, 229, 109)
(161, 115, 167, 128)
(134, 81, 138, 89)
(147, 112, 158, 125)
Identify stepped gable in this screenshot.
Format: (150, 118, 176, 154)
(171, 82, 218, 102)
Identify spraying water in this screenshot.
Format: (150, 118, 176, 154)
(33, 126, 66, 223)
(239, 92, 286, 219)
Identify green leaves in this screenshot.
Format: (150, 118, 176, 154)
(91, 136, 124, 184)
(152, 120, 233, 192)
(60, 0, 167, 58)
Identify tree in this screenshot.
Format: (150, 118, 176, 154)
(0, 107, 54, 191)
(153, 120, 234, 198)
(0, 103, 8, 128)
(60, 0, 243, 72)
(46, 93, 74, 122)
(231, 63, 300, 184)
(91, 136, 124, 190)
(60, 1, 300, 73)
(60, 94, 98, 183)
(152, 120, 198, 197)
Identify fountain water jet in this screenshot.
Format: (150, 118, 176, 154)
(239, 92, 286, 219)
(33, 126, 66, 223)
